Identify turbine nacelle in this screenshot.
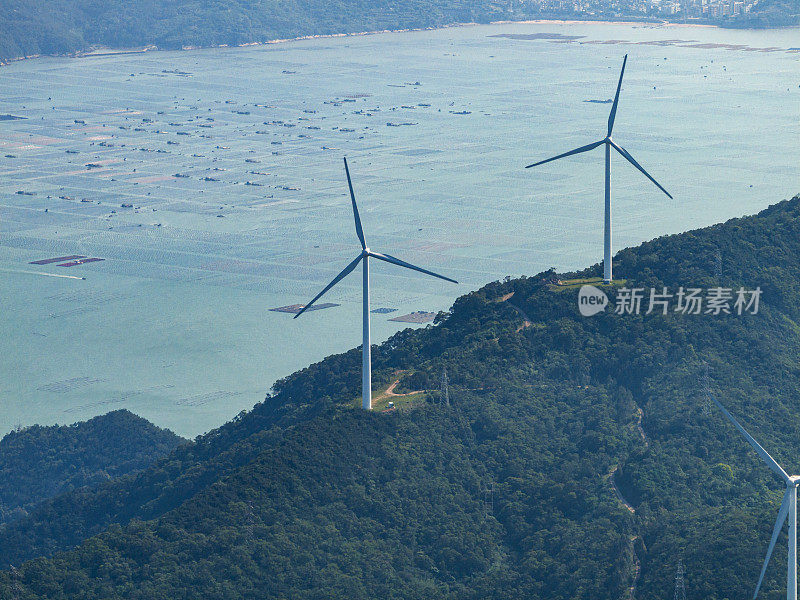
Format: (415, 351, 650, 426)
(295, 159, 457, 320)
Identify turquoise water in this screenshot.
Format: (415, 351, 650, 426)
(1, 22, 798, 437)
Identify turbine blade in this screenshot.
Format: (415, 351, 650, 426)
(610, 141, 673, 200)
(525, 139, 605, 168)
(343, 157, 366, 250)
(294, 254, 363, 318)
(709, 394, 790, 483)
(369, 251, 458, 284)
(753, 488, 792, 599)
(607, 54, 628, 136)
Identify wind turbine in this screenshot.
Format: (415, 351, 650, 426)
(525, 54, 672, 283)
(294, 157, 458, 410)
(710, 394, 799, 600)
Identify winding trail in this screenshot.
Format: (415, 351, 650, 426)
(500, 292, 533, 331)
(383, 378, 424, 397)
(608, 466, 635, 513)
(502, 288, 647, 599)
(607, 401, 648, 600)
(607, 465, 642, 600)
(372, 371, 428, 409)
(628, 539, 642, 600)
(635, 406, 648, 447)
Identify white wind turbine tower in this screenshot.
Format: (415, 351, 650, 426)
(711, 394, 799, 600)
(525, 54, 673, 283)
(295, 157, 458, 410)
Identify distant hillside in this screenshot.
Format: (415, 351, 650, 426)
(0, 410, 184, 525)
(2, 196, 800, 598)
(725, 0, 800, 27)
(3, 0, 795, 62)
(0, 0, 513, 62)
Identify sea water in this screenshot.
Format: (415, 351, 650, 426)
(0, 22, 798, 437)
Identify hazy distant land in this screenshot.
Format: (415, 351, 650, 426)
(0, 0, 797, 63)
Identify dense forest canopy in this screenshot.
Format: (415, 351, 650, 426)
(0, 0, 796, 62)
(1, 196, 800, 597)
(0, 410, 184, 526)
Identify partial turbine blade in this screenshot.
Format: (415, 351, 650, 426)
(294, 254, 363, 318)
(753, 488, 792, 599)
(709, 394, 790, 483)
(609, 141, 673, 200)
(525, 139, 605, 168)
(607, 54, 628, 136)
(369, 251, 458, 284)
(343, 157, 366, 250)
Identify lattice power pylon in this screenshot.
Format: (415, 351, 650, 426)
(701, 363, 712, 417)
(441, 368, 450, 407)
(674, 558, 687, 600)
(714, 248, 723, 281)
(484, 480, 494, 519)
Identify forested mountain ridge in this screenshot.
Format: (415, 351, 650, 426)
(1, 0, 515, 62)
(0, 410, 184, 527)
(2, 196, 800, 598)
(1, 0, 796, 63)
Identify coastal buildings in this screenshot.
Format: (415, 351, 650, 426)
(524, 0, 754, 21)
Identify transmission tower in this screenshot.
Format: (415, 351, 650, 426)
(674, 558, 686, 600)
(714, 248, 722, 281)
(9, 565, 22, 597)
(441, 368, 450, 407)
(484, 480, 494, 519)
(244, 500, 255, 541)
(701, 363, 712, 416)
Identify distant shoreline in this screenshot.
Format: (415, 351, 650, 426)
(1, 17, 789, 68)
(492, 18, 717, 28)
